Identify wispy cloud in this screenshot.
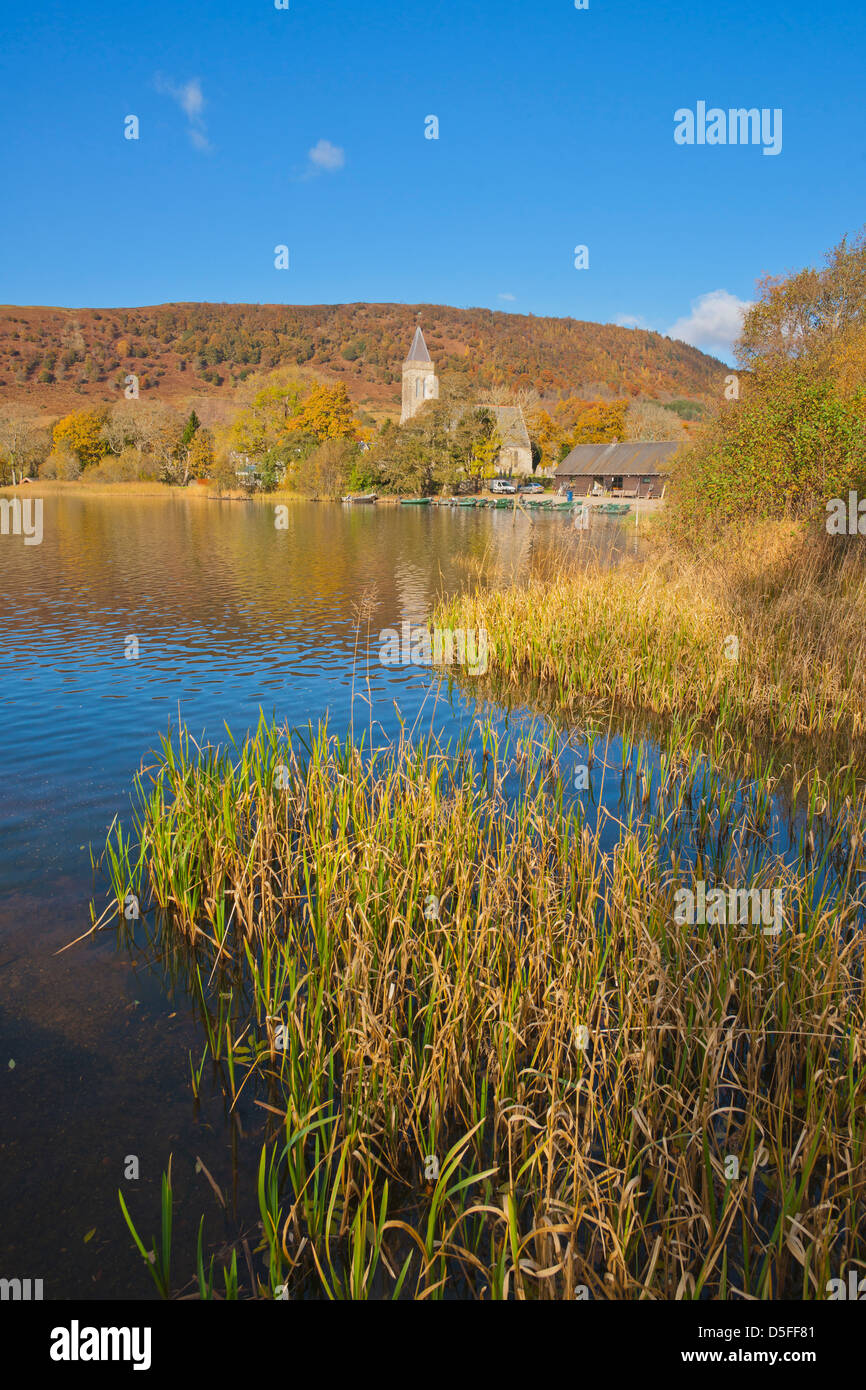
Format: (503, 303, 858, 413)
(155, 75, 211, 152)
(498, 292, 516, 302)
(667, 289, 752, 355)
(615, 313, 650, 330)
(306, 139, 345, 174)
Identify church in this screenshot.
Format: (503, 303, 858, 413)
(400, 327, 534, 476)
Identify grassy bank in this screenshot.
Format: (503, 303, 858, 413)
(0, 478, 315, 502)
(436, 521, 866, 747)
(100, 715, 866, 1299)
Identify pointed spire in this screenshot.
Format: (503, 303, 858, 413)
(404, 326, 431, 363)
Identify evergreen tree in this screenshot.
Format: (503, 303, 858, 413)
(180, 410, 201, 450)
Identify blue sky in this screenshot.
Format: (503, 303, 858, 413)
(1, 0, 863, 361)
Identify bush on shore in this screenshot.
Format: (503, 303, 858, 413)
(669, 230, 866, 537)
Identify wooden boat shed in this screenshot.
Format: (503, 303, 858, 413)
(553, 441, 680, 500)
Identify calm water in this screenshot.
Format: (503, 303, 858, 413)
(0, 491, 636, 1298)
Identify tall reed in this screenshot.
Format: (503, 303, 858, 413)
(436, 522, 866, 745)
(101, 712, 866, 1299)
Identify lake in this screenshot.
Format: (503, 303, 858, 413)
(0, 491, 637, 1298)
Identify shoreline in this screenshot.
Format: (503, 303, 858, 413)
(0, 478, 666, 514)
(0, 480, 315, 503)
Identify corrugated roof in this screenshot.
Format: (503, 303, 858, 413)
(404, 326, 432, 363)
(555, 440, 681, 476)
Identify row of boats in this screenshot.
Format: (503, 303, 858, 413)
(441, 496, 574, 510)
(341, 492, 632, 515)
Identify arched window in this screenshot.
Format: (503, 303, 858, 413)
(415, 378, 422, 398)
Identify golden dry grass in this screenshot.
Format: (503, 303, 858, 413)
(437, 522, 866, 744)
(100, 713, 866, 1299)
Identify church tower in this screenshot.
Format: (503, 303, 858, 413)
(401, 326, 439, 424)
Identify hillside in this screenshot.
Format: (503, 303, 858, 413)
(0, 302, 726, 420)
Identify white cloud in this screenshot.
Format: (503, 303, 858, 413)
(175, 78, 204, 121)
(155, 75, 210, 151)
(308, 139, 345, 172)
(666, 289, 752, 355)
(498, 292, 516, 302)
(615, 313, 650, 329)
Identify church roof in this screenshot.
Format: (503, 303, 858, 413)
(404, 326, 432, 363)
(477, 405, 532, 452)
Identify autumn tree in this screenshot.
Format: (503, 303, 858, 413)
(53, 408, 108, 468)
(528, 397, 628, 464)
(299, 437, 356, 497)
(101, 402, 143, 455)
(211, 447, 239, 496)
(229, 381, 306, 458)
(0, 414, 50, 483)
(527, 408, 563, 468)
(671, 230, 866, 533)
(625, 401, 687, 442)
(568, 400, 628, 445)
(187, 426, 214, 479)
(738, 229, 866, 385)
(366, 390, 500, 494)
(133, 403, 185, 481)
(449, 406, 500, 483)
(165, 409, 212, 481)
(295, 382, 357, 442)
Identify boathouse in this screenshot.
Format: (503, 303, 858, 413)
(554, 441, 680, 499)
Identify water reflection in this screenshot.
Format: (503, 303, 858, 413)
(0, 494, 634, 895)
(0, 491, 639, 1297)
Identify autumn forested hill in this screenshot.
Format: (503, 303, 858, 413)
(0, 301, 725, 419)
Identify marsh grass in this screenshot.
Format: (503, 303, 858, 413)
(97, 709, 866, 1299)
(436, 522, 866, 745)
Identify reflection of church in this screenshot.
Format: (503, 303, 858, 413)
(400, 327, 533, 476)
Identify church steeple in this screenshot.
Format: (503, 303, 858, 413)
(401, 324, 438, 423)
(405, 326, 432, 364)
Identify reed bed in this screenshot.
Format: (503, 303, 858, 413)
(435, 522, 866, 744)
(101, 713, 866, 1300)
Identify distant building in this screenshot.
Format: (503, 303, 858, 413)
(400, 328, 533, 474)
(554, 441, 680, 499)
(401, 327, 439, 423)
(479, 405, 533, 476)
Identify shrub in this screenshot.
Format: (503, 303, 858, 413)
(88, 448, 143, 483)
(40, 449, 81, 481)
(669, 369, 866, 535)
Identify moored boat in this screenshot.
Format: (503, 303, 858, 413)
(341, 492, 378, 504)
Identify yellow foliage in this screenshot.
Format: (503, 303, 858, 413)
(568, 400, 627, 445)
(527, 408, 561, 466)
(529, 398, 627, 464)
(229, 382, 304, 455)
(832, 325, 866, 405)
(53, 409, 107, 468)
(188, 428, 214, 479)
(296, 383, 357, 441)
(227, 377, 360, 457)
